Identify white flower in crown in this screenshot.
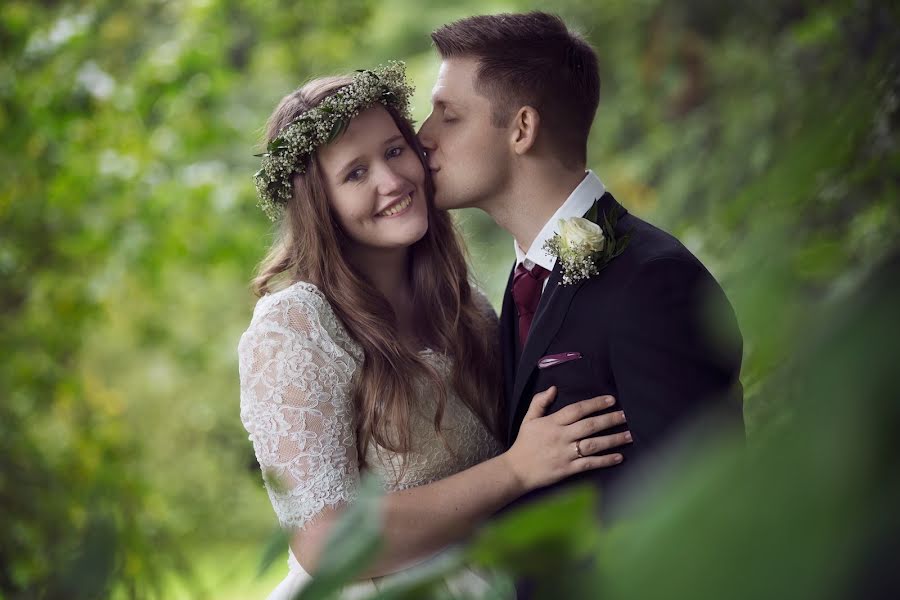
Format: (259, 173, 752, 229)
(543, 201, 631, 285)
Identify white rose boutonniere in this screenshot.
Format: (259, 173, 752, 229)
(559, 217, 605, 253)
(543, 200, 631, 285)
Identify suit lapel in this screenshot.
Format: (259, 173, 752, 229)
(498, 262, 519, 436)
(505, 192, 628, 441)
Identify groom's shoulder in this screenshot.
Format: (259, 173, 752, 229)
(570, 212, 726, 326)
(614, 211, 706, 273)
(570, 209, 725, 307)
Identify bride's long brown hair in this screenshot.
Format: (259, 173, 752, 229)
(252, 75, 503, 465)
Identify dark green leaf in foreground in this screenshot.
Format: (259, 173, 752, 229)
(466, 486, 602, 598)
(257, 527, 290, 578)
(295, 474, 385, 600)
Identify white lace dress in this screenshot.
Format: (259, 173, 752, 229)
(238, 281, 506, 599)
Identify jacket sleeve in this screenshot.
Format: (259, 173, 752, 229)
(609, 256, 744, 448)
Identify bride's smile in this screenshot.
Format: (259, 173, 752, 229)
(375, 192, 414, 218)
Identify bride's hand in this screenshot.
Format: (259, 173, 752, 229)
(503, 386, 631, 492)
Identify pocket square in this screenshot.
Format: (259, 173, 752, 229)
(537, 352, 583, 369)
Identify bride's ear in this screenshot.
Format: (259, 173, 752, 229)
(510, 106, 540, 155)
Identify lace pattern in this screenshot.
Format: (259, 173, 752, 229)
(239, 281, 503, 531)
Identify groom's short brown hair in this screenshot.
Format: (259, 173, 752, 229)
(432, 11, 600, 167)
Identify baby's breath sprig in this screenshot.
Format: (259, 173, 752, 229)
(253, 61, 414, 221)
(545, 237, 601, 285)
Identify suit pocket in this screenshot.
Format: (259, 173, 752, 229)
(537, 351, 583, 369)
(534, 354, 598, 401)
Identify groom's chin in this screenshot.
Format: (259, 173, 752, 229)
(432, 192, 454, 211)
(433, 190, 469, 211)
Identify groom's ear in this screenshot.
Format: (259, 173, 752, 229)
(510, 106, 540, 156)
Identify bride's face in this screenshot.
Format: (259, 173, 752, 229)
(318, 105, 428, 253)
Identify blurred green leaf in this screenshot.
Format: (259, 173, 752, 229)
(466, 486, 602, 598)
(257, 527, 290, 578)
(296, 475, 385, 600)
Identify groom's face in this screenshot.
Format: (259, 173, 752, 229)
(418, 57, 512, 210)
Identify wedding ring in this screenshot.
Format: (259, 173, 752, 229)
(574, 439, 585, 459)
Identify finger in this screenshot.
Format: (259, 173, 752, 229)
(577, 430, 633, 455)
(565, 410, 627, 440)
(571, 453, 624, 473)
(523, 386, 557, 421)
(553, 395, 616, 426)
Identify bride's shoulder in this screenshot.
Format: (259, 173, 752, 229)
(470, 285, 498, 325)
(243, 280, 362, 359)
(247, 280, 342, 335)
(252, 280, 327, 315)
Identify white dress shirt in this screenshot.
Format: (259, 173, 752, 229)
(513, 170, 607, 289)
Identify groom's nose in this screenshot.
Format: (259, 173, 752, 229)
(417, 114, 437, 154)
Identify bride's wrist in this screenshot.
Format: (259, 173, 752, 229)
(497, 450, 530, 496)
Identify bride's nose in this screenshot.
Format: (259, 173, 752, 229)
(375, 163, 407, 196)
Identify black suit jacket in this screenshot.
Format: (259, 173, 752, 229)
(500, 192, 744, 516)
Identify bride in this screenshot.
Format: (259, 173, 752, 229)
(238, 63, 631, 599)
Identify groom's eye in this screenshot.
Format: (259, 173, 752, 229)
(385, 146, 404, 159)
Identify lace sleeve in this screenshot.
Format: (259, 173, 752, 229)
(238, 288, 360, 531)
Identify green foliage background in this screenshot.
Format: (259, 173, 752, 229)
(2, 0, 898, 598)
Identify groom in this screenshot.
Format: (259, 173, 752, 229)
(419, 12, 743, 515)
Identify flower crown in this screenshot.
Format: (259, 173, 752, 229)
(253, 61, 415, 221)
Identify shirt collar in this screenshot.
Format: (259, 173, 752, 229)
(514, 170, 607, 271)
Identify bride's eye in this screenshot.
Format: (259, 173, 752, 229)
(346, 167, 367, 182)
(385, 146, 404, 159)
